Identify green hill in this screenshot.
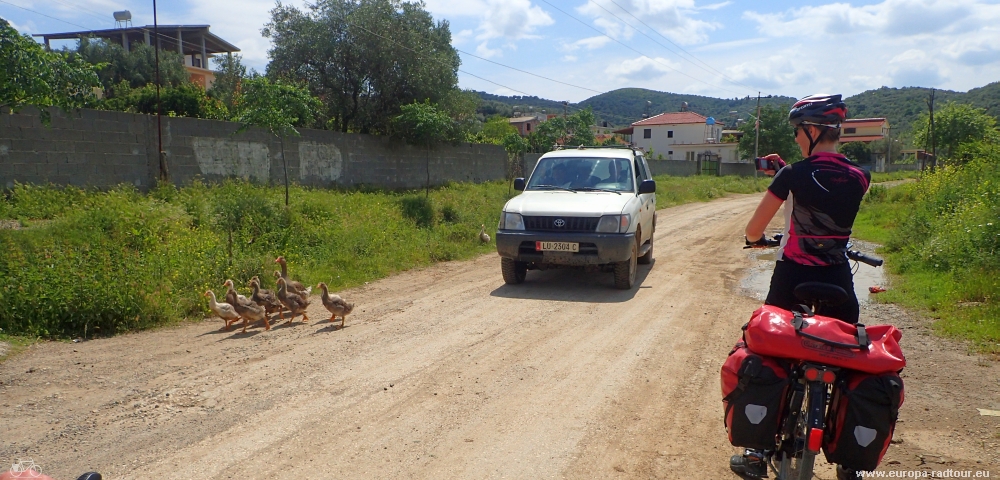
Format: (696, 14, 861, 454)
(477, 82, 1000, 136)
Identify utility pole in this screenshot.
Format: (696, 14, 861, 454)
(927, 88, 937, 171)
(753, 92, 761, 179)
(153, 0, 167, 182)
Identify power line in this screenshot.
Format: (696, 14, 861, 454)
(6, 0, 226, 64)
(457, 49, 603, 95)
(588, 0, 760, 94)
(537, 0, 743, 97)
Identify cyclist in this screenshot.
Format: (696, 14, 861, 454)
(732, 93, 871, 480)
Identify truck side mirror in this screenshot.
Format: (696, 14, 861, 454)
(638, 179, 656, 194)
(513, 178, 526, 191)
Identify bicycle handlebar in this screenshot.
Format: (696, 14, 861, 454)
(743, 235, 884, 267)
(846, 250, 883, 267)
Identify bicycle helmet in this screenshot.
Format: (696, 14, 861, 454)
(788, 93, 847, 127)
(788, 94, 847, 155)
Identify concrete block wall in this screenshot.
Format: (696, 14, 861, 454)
(719, 163, 757, 177)
(647, 159, 699, 177)
(0, 107, 508, 191)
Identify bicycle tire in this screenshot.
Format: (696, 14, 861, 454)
(796, 451, 816, 480)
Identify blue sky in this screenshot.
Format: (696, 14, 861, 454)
(4, 0, 1000, 103)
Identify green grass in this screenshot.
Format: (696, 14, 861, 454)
(0, 174, 772, 341)
(853, 150, 1000, 355)
(870, 170, 922, 183)
(652, 174, 770, 207)
(0, 331, 41, 363)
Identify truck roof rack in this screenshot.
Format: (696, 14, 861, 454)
(551, 144, 643, 154)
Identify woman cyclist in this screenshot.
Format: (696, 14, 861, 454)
(731, 93, 871, 480)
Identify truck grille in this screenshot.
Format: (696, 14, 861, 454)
(522, 216, 600, 232)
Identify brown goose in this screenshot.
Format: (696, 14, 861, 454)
(249, 276, 283, 315)
(274, 256, 310, 294)
(224, 279, 268, 332)
(318, 282, 355, 330)
(276, 277, 310, 324)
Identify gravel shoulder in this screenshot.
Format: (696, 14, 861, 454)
(1, 193, 997, 479)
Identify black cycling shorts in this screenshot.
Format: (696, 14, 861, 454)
(764, 260, 860, 324)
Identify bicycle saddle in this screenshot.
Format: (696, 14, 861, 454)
(793, 282, 848, 307)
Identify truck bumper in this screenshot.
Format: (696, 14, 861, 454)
(496, 231, 635, 266)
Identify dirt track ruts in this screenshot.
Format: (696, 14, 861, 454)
(1, 194, 997, 479)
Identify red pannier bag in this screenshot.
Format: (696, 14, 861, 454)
(823, 371, 905, 471)
(742, 305, 906, 374)
(721, 340, 791, 450)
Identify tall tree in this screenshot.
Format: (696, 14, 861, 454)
(737, 104, 801, 163)
(234, 77, 322, 205)
(911, 102, 1000, 162)
(75, 37, 187, 92)
(208, 53, 248, 112)
(0, 18, 101, 117)
(263, 0, 460, 134)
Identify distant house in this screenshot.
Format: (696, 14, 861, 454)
(614, 112, 740, 163)
(509, 114, 546, 136)
(840, 118, 889, 144)
(35, 25, 240, 90)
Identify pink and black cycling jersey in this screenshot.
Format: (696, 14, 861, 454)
(767, 152, 871, 266)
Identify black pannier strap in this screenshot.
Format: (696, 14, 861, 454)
(792, 313, 872, 350)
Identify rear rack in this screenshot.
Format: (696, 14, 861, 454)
(551, 144, 644, 155)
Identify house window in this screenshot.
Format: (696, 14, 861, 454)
(526, 123, 531, 132)
(643, 128, 651, 139)
(668, 151, 673, 155)
(844, 127, 856, 134)
(667, 130, 673, 138)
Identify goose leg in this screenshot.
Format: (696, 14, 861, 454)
(262, 315, 271, 331)
(301, 313, 310, 324)
(341, 315, 346, 330)
(241, 317, 249, 334)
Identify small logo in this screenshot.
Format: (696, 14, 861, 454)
(553, 218, 566, 228)
(9, 458, 42, 478)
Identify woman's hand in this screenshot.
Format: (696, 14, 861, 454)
(759, 154, 786, 176)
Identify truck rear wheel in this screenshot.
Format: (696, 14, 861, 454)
(613, 240, 637, 289)
(501, 258, 527, 284)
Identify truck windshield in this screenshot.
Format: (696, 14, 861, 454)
(526, 157, 634, 192)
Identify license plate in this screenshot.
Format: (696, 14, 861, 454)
(536, 241, 579, 252)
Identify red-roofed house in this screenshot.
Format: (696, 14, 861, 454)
(615, 111, 739, 162)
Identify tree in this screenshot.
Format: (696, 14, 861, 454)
(263, 0, 460, 134)
(75, 37, 187, 92)
(474, 116, 518, 144)
(530, 107, 597, 151)
(838, 141, 873, 163)
(0, 18, 101, 118)
(912, 102, 1000, 162)
(99, 82, 228, 120)
(737, 104, 801, 163)
(234, 77, 322, 205)
(208, 53, 248, 112)
(393, 100, 452, 196)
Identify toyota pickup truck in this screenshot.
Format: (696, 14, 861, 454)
(496, 146, 656, 289)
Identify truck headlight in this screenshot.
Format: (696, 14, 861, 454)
(596, 214, 631, 233)
(503, 212, 524, 230)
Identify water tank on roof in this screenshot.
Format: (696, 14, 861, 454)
(706, 117, 716, 125)
(113, 10, 131, 21)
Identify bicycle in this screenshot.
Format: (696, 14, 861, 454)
(728, 235, 900, 480)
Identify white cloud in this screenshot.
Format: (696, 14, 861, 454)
(743, 0, 1000, 38)
(888, 49, 946, 87)
(563, 35, 612, 51)
(563, 55, 578, 62)
(578, 0, 720, 45)
(452, 29, 474, 45)
(605, 56, 681, 82)
(476, 41, 504, 58)
(476, 0, 553, 42)
(725, 53, 815, 92)
(423, 0, 488, 17)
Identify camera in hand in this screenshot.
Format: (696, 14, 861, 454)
(755, 157, 775, 170)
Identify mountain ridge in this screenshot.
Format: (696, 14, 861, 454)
(476, 82, 1000, 137)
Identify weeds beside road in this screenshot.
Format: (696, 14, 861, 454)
(0, 175, 767, 343)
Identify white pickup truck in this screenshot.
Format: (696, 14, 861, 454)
(495, 146, 656, 289)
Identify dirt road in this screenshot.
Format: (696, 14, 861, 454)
(2, 194, 998, 479)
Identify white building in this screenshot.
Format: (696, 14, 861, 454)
(619, 112, 740, 163)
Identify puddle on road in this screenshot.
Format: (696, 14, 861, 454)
(739, 239, 887, 304)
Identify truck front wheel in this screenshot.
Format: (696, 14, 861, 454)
(501, 257, 527, 284)
(613, 240, 637, 289)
